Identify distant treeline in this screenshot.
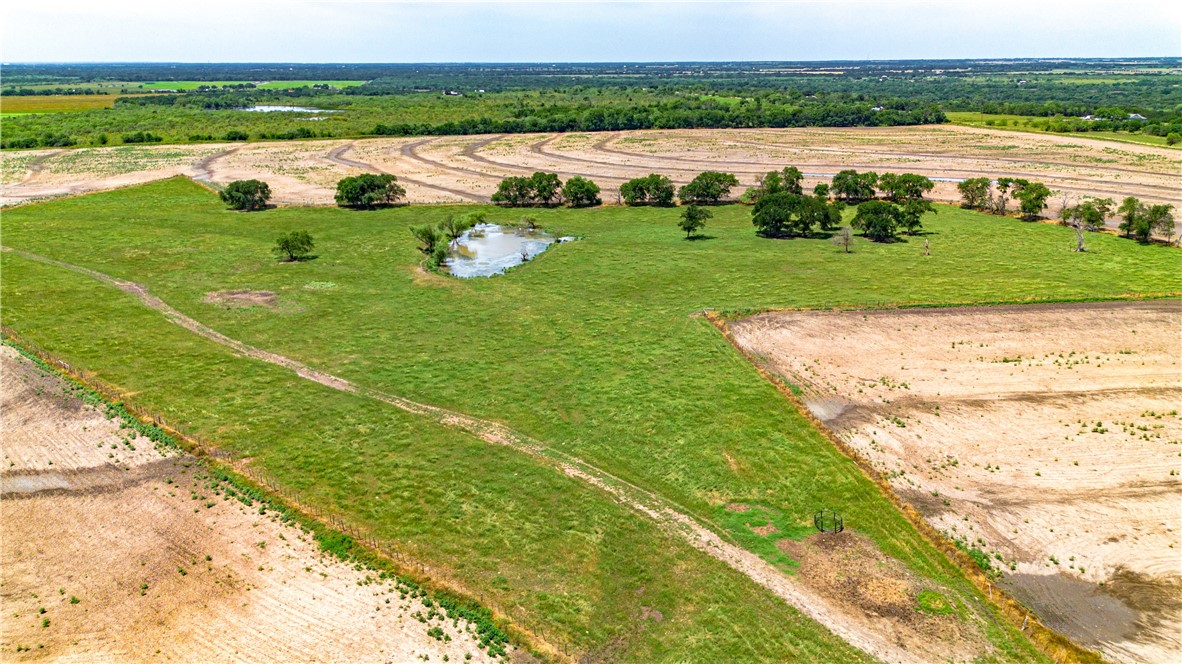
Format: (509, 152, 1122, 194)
(372, 99, 945, 135)
(2, 87, 107, 96)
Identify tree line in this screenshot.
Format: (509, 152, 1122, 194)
(219, 162, 1175, 266)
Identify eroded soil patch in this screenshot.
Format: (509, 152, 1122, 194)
(203, 289, 279, 309)
(778, 532, 986, 662)
(729, 300, 1182, 663)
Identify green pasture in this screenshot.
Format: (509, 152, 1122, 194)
(947, 111, 1175, 147)
(7, 179, 1176, 659)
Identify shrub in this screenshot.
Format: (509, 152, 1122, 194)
(562, 176, 601, 207)
(222, 130, 249, 141)
(678, 171, 739, 205)
(1167, 132, 1181, 145)
(121, 131, 163, 144)
(620, 174, 675, 206)
(491, 172, 564, 206)
(335, 173, 406, 208)
(219, 179, 272, 211)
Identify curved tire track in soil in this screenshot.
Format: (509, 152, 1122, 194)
(191, 146, 240, 183)
(460, 135, 627, 185)
(16, 150, 64, 187)
(399, 137, 497, 202)
(325, 143, 485, 202)
(2, 243, 923, 664)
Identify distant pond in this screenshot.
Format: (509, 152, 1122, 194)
(242, 105, 341, 113)
(445, 224, 573, 278)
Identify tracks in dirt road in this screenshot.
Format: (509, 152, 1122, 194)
(192, 147, 240, 183)
(2, 243, 917, 663)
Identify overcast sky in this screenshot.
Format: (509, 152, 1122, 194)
(4, 1, 1179, 63)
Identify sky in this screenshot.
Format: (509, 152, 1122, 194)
(3, 1, 1179, 63)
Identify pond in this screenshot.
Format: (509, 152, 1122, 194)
(445, 223, 572, 278)
(242, 105, 341, 113)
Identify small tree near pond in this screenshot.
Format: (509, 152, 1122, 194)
(562, 176, 602, 207)
(273, 231, 315, 261)
(220, 179, 271, 211)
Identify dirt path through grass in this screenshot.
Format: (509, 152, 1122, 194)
(1, 243, 933, 663)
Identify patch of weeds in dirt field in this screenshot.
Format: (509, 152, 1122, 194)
(915, 589, 957, 616)
(715, 503, 813, 572)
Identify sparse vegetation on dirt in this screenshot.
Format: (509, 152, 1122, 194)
(729, 302, 1182, 663)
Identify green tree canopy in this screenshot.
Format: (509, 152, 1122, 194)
(528, 172, 563, 206)
(851, 200, 903, 242)
(273, 230, 315, 261)
(957, 177, 992, 210)
(751, 192, 838, 238)
(678, 171, 740, 205)
(620, 174, 676, 206)
(831, 169, 879, 202)
(491, 176, 533, 206)
(334, 173, 406, 209)
(562, 176, 601, 207)
(878, 173, 934, 202)
(1013, 181, 1054, 220)
(219, 179, 272, 211)
(678, 205, 712, 238)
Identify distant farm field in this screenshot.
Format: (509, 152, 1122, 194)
(3, 177, 1179, 660)
(0, 94, 121, 114)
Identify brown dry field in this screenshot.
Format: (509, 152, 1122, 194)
(0, 346, 502, 663)
(3, 126, 1179, 211)
(729, 300, 1182, 664)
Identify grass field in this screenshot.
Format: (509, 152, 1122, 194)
(4, 178, 1178, 660)
(947, 111, 1176, 148)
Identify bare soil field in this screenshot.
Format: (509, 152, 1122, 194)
(0, 345, 501, 663)
(3, 126, 1178, 210)
(728, 300, 1182, 664)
